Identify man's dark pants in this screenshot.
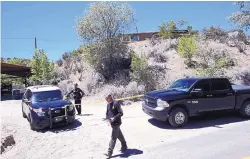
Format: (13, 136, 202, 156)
(108, 124, 127, 154)
(75, 100, 81, 115)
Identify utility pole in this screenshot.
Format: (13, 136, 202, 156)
(35, 37, 37, 49)
(136, 26, 139, 40)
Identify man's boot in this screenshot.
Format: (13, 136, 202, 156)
(120, 144, 128, 153)
(104, 151, 112, 159)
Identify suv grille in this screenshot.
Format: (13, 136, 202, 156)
(144, 96, 157, 108)
(43, 106, 74, 117)
(50, 107, 66, 117)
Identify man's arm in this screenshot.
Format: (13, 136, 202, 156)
(106, 105, 109, 120)
(79, 88, 85, 98)
(67, 90, 73, 96)
(111, 102, 123, 121)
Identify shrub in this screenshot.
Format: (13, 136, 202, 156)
(149, 48, 168, 63)
(177, 35, 197, 67)
(62, 52, 71, 61)
(158, 20, 187, 39)
(56, 59, 63, 67)
(195, 46, 234, 77)
(93, 81, 145, 99)
(235, 71, 250, 85)
(130, 52, 149, 82)
(227, 30, 248, 53)
(203, 26, 228, 43)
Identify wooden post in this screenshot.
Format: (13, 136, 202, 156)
(24, 77, 27, 87)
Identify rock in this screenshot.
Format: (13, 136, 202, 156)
(1, 135, 15, 154)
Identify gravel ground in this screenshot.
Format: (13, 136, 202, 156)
(1, 99, 249, 159)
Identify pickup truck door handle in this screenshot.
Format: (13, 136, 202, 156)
(207, 95, 213, 97)
(227, 93, 233, 95)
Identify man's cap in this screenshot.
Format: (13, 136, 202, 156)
(74, 83, 78, 86)
(105, 94, 113, 99)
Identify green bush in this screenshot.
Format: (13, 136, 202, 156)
(195, 48, 233, 77)
(177, 35, 197, 66)
(30, 49, 55, 85)
(130, 52, 148, 82)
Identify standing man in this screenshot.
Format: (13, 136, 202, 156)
(67, 83, 84, 115)
(104, 95, 127, 158)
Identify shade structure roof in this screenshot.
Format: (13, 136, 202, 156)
(1, 62, 31, 77)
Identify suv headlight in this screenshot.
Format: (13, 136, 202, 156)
(33, 108, 45, 116)
(68, 104, 74, 111)
(157, 99, 169, 107)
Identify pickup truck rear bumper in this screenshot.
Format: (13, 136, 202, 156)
(142, 102, 169, 122)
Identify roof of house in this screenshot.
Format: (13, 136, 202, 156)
(27, 85, 60, 92)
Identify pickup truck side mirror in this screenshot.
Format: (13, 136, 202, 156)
(190, 88, 203, 96)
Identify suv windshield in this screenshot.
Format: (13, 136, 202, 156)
(32, 90, 63, 103)
(168, 79, 197, 92)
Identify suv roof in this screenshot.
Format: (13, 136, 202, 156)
(26, 85, 60, 93)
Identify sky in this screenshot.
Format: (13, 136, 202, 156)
(1, 1, 242, 61)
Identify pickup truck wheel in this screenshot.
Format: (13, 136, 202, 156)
(169, 108, 188, 128)
(240, 101, 250, 118)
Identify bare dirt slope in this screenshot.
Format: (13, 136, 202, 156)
(1, 99, 250, 159)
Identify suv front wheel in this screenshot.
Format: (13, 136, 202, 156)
(169, 108, 188, 128)
(29, 115, 35, 130)
(22, 105, 26, 118)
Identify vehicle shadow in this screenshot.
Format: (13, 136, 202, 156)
(148, 112, 248, 129)
(38, 119, 82, 133)
(111, 148, 143, 158)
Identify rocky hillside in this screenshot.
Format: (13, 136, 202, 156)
(56, 31, 250, 98)
(129, 38, 250, 84)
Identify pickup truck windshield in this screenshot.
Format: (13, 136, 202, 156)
(168, 79, 197, 92)
(32, 90, 63, 103)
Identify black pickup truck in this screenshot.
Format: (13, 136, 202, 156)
(142, 77, 250, 128)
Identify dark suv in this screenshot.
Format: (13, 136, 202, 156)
(22, 85, 76, 130)
(142, 77, 250, 128)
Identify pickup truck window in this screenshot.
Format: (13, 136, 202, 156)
(168, 79, 197, 92)
(211, 79, 230, 91)
(193, 80, 210, 91)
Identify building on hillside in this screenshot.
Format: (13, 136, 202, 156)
(123, 30, 197, 42)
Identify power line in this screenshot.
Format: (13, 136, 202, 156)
(1, 38, 82, 43)
(1, 38, 34, 40)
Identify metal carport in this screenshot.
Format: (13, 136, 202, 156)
(1, 62, 32, 86)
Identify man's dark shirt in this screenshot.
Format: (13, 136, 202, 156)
(106, 101, 123, 126)
(68, 88, 84, 101)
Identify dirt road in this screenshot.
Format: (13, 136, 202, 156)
(1, 99, 250, 159)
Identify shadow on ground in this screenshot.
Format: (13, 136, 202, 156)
(111, 149, 143, 158)
(148, 112, 248, 129)
(38, 119, 82, 133)
(1, 95, 13, 101)
(78, 114, 93, 116)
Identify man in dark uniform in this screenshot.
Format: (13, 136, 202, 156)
(67, 83, 85, 115)
(104, 95, 127, 159)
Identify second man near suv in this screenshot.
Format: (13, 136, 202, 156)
(68, 83, 85, 115)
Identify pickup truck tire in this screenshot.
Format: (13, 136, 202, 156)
(240, 101, 250, 118)
(169, 108, 188, 128)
